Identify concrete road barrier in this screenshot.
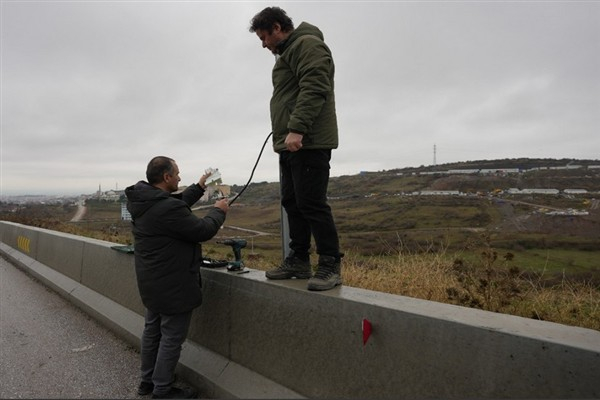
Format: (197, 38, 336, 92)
(1, 221, 599, 399)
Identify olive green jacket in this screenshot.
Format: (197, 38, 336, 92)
(270, 22, 339, 153)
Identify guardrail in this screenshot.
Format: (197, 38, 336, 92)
(1, 221, 599, 399)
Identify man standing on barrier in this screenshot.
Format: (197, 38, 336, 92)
(125, 156, 228, 399)
(249, 7, 343, 291)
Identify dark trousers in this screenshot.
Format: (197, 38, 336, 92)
(140, 309, 193, 396)
(280, 149, 340, 260)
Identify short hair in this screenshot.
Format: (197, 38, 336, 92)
(249, 7, 294, 34)
(146, 156, 175, 185)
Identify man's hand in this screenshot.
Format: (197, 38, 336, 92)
(214, 198, 229, 213)
(285, 132, 303, 152)
(198, 171, 212, 189)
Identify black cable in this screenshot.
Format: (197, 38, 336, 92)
(227, 132, 273, 206)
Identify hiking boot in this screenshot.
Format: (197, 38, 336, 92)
(137, 381, 154, 396)
(307, 255, 342, 291)
(152, 386, 197, 399)
(265, 255, 311, 280)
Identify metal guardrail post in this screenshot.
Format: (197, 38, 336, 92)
(279, 164, 290, 260)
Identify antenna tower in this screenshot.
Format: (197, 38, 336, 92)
(433, 144, 437, 166)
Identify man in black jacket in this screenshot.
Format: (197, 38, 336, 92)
(125, 156, 228, 399)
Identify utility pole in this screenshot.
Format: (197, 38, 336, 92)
(433, 144, 437, 166)
(279, 165, 290, 260)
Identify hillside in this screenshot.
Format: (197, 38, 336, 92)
(231, 157, 600, 203)
(2, 158, 598, 276)
(222, 158, 600, 278)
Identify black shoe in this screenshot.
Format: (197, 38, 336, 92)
(307, 255, 342, 291)
(137, 381, 154, 396)
(138, 374, 177, 396)
(151, 387, 197, 399)
(265, 255, 311, 280)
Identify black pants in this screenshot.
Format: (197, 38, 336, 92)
(280, 149, 340, 260)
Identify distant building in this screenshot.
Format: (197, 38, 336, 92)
(563, 189, 588, 194)
(546, 209, 589, 216)
(480, 168, 520, 174)
(508, 188, 560, 195)
(418, 190, 461, 196)
(549, 165, 582, 170)
(418, 171, 442, 175)
(447, 169, 479, 174)
(121, 202, 132, 221)
(99, 190, 123, 202)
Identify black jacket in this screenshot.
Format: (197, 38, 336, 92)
(125, 181, 226, 314)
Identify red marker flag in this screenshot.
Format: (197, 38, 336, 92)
(362, 318, 372, 346)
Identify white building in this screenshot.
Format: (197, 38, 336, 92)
(419, 190, 461, 196)
(563, 189, 588, 194)
(480, 168, 520, 174)
(121, 202, 132, 221)
(509, 188, 560, 195)
(447, 169, 479, 174)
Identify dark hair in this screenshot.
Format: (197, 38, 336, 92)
(249, 7, 294, 34)
(146, 156, 175, 185)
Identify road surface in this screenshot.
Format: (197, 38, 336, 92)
(0, 256, 202, 399)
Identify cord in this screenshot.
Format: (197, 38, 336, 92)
(227, 132, 273, 206)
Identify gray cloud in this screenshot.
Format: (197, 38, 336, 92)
(2, 1, 598, 195)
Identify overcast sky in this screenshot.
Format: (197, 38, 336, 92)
(2, 1, 599, 196)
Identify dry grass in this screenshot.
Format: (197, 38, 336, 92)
(519, 276, 600, 329)
(237, 242, 600, 331)
(341, 251, 454, 302)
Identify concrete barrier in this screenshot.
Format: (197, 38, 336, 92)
(1, 221, 599, 399)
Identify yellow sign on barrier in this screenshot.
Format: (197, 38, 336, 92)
(17, 235, 31, 253)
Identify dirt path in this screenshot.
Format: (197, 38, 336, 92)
(70, 201, 87, 222)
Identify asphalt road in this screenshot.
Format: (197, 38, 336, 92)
(0, 256, 196, 399)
